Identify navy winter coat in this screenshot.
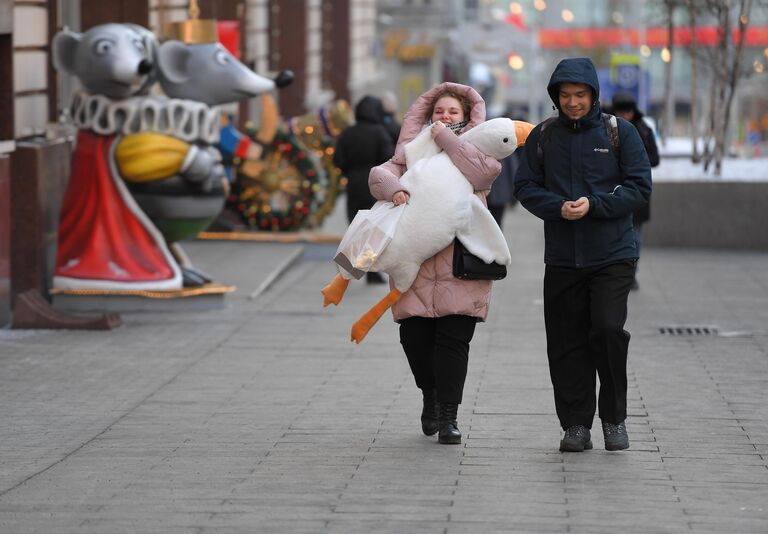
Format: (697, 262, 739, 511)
(514, 57, 652, 268)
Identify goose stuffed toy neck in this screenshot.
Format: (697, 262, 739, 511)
(322, 116, 533, 343)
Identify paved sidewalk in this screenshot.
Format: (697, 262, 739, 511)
(1, 207, 767, 533)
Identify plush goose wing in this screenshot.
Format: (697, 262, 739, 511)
(455, 196, 511, 266)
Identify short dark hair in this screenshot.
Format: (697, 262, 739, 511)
(612, 91, 637, 112)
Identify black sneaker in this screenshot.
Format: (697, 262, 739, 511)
(602, 420, 630, 450)
(559, 425, 593, 452)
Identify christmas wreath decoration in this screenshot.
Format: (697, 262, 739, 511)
(233, 126, 325, 231)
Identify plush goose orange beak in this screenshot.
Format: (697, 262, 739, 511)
(514, 121, 535, 146)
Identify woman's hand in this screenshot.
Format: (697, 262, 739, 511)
(392, 191, 410, 206)
(430, 121, 446, 138)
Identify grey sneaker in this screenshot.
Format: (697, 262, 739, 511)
(602, 420, 629, 450)
(559, 425, 593, 452)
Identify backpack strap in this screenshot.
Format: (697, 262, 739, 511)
(536, 116, 558, 165)
(602, 113, 620, 151)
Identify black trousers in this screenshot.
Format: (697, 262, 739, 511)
(543, 260, 635, 429)
(399, 315, 477, 405)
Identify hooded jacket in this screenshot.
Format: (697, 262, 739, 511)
(368, 82, 502, 321)
(334, 96, 395, 219)
(514, 58, 652, 268)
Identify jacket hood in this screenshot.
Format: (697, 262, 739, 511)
(390, 82, 486, 165)
(354, 96, 385, 123)
(547, 57, 600, 112)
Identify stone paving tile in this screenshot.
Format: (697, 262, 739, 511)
(1, 208, 767, 532)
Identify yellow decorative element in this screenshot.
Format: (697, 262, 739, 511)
(256, 94, 280, 144)
(115, 132, 191, 182)
(383, 30, 436, 62)
(163, 0, 218, 44)
(50, 283, 236, 299)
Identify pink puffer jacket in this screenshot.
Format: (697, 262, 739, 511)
(368, 82, 502, 322)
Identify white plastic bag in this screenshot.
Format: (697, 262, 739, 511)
(334, 201, 406, 279)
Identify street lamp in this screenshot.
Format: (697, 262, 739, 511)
(508, 53, 524, 70)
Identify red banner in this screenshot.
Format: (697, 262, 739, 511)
(538, 26, 768, 48)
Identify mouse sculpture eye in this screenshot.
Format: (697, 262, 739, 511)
(94, 40, 113, 55)
(502, 137, 509, 143)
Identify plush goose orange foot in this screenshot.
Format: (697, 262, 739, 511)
(321, 274, 350, 307)
(350, 289, 402, 344)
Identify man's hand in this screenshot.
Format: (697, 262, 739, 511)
(561, 197, 590, 220)
(392, 191, 410, 206)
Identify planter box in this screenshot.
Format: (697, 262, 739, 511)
(644, 181, 768, 250)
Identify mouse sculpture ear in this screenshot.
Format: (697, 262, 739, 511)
(52, 30, 83, 75)
(157, 40, 192, 84)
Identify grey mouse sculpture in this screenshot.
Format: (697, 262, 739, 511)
(51, 23, 189, 291)
(52, 19, 292, 291)
(154, 37, 293, 235)
(123, 27, 293, 286)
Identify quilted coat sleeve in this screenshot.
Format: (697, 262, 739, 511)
(369, 158, 408, 201)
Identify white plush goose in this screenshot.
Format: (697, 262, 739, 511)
(322, 117, 534, 342)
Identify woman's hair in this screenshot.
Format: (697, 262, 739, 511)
(427, 90, 471, 122)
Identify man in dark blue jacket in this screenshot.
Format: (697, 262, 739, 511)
(514, 57, 651, 452)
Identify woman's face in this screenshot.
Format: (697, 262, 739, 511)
(431, 96, 466, 125)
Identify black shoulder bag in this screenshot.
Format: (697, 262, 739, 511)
(452, 239, 507, 281)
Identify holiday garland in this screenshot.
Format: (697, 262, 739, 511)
(287, 100, 353, 227)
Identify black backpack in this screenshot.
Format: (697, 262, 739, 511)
(536, 113, 620, 166)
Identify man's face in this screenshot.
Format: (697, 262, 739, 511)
(558, 83, 593, 121)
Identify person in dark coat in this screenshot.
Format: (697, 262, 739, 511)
(611, 91, 660, 290)
(380, 91, 402, 146)
(514, 57, 651, 453)
(486, 149, 521, 229)
(333, 95, 395, 284)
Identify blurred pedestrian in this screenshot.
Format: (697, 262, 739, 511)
(611, 91, 660, 291)
(380, 91, 402, 146)
(486, 145, 521, 229)
(369, 82, 502, 445)
(334, 95, 395, 284)
(514, 58, 651, 452)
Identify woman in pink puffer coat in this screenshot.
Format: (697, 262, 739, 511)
(368, 82, 502, 445)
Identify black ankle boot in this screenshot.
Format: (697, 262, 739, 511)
(421, 389, 439, 436)
(438, 403, 461, 444)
